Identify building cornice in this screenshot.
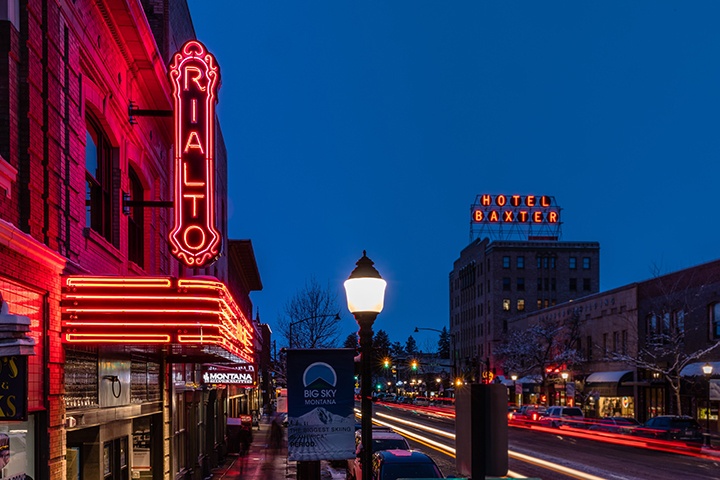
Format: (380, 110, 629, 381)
(0, 219, 66, 274)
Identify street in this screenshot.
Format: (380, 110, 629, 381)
(368, 402, 720, 480)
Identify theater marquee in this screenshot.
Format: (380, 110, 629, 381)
(168, 40, 222, 267)
(202, 364, 257, 387)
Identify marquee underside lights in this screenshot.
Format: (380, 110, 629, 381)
(471, 194, 560, 224)
(61, 276, 254, 363)
(168, 40, 222, 267)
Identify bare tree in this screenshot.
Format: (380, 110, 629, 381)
(277, 277, 342, 348)
(497, 310, 584, 399)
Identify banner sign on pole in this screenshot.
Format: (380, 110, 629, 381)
(287, 349, 355, 461)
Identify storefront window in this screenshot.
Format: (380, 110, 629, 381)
(0, 418, 35, 479)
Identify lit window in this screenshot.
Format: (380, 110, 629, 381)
(583, 257, 591, 269)
(517, 299, 525, 311)
(502, 299, 510, 311)
(569, 257, 577, 269)
(86, 115, 114, 243)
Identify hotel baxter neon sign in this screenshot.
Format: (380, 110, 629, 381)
(168, 40, 221, 267)
(471, 194, 560, 224)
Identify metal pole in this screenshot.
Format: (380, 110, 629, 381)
(356, 312, 377, 480)
(708, 380, 711, 434)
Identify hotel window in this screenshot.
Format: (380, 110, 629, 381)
(543, 257, 549, 269)
(569, 257, 577, 269)
(517, 299, 525, 311)
(502, 299, 510, 311)
(583, 257, 591, 269)
(569, 278, 577, 291)
(551, 278, 556, 291)
(537, 299, 542, 309)
(583, 278, 591, 291)
(537, 257, 542, 269)
(128, 167, 144, 267)
(517, 256, 524, 269)
(517, 277, 525, 291)
(537, 278, 543, 291)
(503, 256, 510, 269)
(550, 257, 556, 269)
(503, 277, 511, 291)
(86, 115, 114, 244)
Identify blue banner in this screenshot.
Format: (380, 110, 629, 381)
(287, 349, 356, 461)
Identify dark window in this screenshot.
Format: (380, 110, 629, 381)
(544, 278, 549, 291)
(569, 278, 577, 291)
(503, 277, 511, 291)
(537, 278, 543, 291)
(551, 278, 556, 291)
(517, 277, 525, 291)
(569, 257, 577, 269)
(543, 257, 549, 269)
(503, 256, 510, 269)
(586, 335, 592, 360)
(517, 256, 525, 269)
(583, 278, 591, 291)
(537, 257, 542, 269)
(128, 167, 144, 267)
(550, 257, 556, 269)
(583, 257, 591, 269)
(86, 115, 113, 242)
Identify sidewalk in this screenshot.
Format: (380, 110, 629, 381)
(211, 420, 296, 480)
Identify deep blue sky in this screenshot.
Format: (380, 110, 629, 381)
(187, 1, 720, 351)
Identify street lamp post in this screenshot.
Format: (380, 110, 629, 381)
(414, 326, 457, 383)
(703, 362, 714, 439)
(561, 371, 569, 406)
(288, 313, 340, 349)
(345, 251, 386, 480)
(511, 374, 518, 406)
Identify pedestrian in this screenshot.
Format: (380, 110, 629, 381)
(237, 425, 252, 473)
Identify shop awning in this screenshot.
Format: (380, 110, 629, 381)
(680, 361, 720, 377)
(516, 374, 543, 384)
(61, 275, 254, 363)
(585, 370, 634, 397)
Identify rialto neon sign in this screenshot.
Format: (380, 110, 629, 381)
(472, 194, 560, 224)
(168, 40, 221, 267)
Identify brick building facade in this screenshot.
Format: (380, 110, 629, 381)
(449, 237, 600, 382)
(0, 1, 263, 478)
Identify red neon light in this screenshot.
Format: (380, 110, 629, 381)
(471, 194, 560, 225)
(168, 40, 221, 268)
(61, 276, 254, 362)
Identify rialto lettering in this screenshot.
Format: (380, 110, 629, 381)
(472, 194, 559, 224)
(168, 40, 222, 267)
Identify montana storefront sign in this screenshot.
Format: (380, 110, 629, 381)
(168, 40, 222, 267)
(202, 363, 256, 387)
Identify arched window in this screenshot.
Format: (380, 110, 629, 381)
(128, 167, 144, 267)
(86, 115, 113, 243)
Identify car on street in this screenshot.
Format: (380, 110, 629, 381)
(538, 406, 585, 428)
(588, 416, 640, 434)
(348, 428, 411, 480)
(632, 415, 704, 442)
(370, 449, 444, 480)
(509, 405, 546, 424)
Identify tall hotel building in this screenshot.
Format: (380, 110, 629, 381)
(449, 194, 600, 381)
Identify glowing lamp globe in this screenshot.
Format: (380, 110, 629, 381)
(344, 251, 386, 314)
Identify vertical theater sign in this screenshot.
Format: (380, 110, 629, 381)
(168, 40, 222, 267)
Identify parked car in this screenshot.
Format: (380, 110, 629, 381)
(588, 416, 640, 434)
(370, 449, 444, 480)
(348, 428, 411, 480)
(538, 406, 585, 428)
(632, 415, 704, 442)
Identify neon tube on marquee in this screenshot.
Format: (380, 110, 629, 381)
(471, 194, 560, 224)
(61, 276, 253, 363)
(168, 40, 222, 267)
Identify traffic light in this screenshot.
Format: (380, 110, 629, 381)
(411, 360, 418, 371)
(383, 358, 390, 368)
